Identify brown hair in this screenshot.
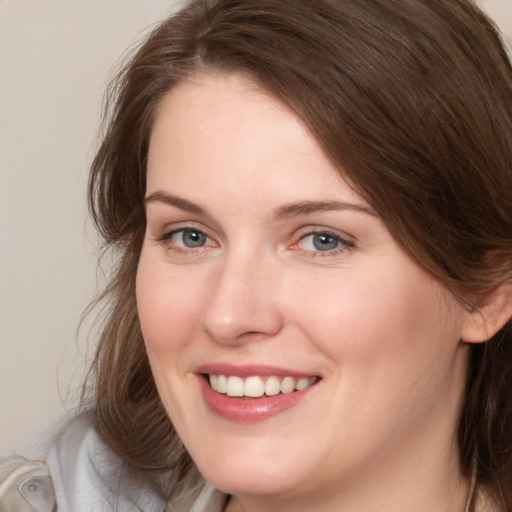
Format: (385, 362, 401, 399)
(86, 0, 512, 506)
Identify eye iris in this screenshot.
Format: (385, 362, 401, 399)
(313, 234, 338, 251)
(183, 229, 206, 247)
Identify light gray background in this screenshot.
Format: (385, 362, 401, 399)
(0, 0, 181, 456)
(1, 0, 511, 457)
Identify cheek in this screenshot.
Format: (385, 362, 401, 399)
(136, 256, 206, 353)
(135, 255, 206, 418)
(288, 262, 464, 373)
(288, 265, 468, 447)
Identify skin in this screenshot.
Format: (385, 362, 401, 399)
(136, 73, 478, 512)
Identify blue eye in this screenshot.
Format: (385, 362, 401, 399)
(169, 228, 210, 248)
(310, 233, 340, 251)
(298, 232, 352, 253)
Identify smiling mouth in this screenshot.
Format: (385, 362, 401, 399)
(207, 374, 319, 398)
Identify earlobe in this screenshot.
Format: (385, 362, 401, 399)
(462, 283, 512, 343)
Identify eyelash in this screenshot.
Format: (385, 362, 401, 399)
(156, 227, 216, 254)
(155, 226, 355, 258)
(292, 229, 355, 257)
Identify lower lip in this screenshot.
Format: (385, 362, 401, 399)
(198, 376, 317, 422)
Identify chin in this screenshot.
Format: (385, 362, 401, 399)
(193, 445, 303, 497)
(205, 468, 297, 498)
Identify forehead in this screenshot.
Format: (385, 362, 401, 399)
(146, 73, 364, 208)
(148, 73, 306, 167)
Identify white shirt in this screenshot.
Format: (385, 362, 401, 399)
(46, 415, 226, 512)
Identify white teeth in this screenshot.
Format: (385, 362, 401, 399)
(295, 377, 311, 391)
(209, 374, 317, 397)
(217, 374, 227, 393)
(244, 376, 265, 397)
(280, 376, 296, 394)
(226, 376, 244, 397)
(264, 376, 281, 396)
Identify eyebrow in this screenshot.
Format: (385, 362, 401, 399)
(273, 200, 377, 219)
(145, 191, 377, 219)
(145, 191, 206, 216)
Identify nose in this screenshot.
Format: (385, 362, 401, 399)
(201, 252, 284, 345)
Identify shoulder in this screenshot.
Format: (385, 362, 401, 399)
(47, 413, 168, 511)
(0, 455, 55, 512)
(46, 414, 227, 512)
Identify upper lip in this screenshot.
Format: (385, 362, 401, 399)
(196, 363, 318, 378)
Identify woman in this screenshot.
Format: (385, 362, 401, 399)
(8, 0, 512, 510)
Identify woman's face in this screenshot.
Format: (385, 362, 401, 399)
(137, 74, 472, 507)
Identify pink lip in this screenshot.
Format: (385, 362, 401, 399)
(196, 363, 314, 378)
(195, 364, 320, 423)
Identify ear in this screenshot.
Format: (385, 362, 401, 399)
(462, 283, 512, 343)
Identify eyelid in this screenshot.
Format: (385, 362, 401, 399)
(153, 221, 214, 242)
(145, 204, 224, 240)
(293, 225, 355, 242)
(289, 226, 355, 254)
(152, 222, 220, 257)
(151, 221, 355, 257)
(159, 228, 214, 244)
